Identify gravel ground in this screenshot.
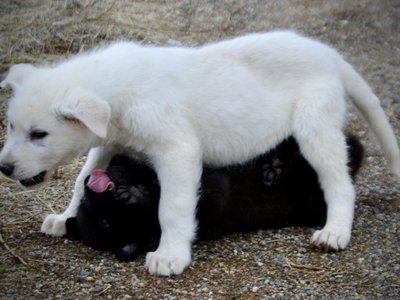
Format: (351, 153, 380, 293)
(0, 0, 399, 299)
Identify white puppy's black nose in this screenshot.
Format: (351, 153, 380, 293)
(0, 163, 14, 177)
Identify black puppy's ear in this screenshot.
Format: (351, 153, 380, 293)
(65, 217, 81, 240)
(113, 243, 142, 261)
(345, 134, 364, 179)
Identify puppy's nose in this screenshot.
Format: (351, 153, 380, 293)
(0, 163, 14, 177)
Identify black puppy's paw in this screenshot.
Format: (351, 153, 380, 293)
(113, 243, 142, 261)
(115, 185, 147, 204)
(115, 185, 132, 203)
(262, 158, 284, 186)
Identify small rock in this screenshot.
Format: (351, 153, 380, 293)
(89, 286, 104, 294)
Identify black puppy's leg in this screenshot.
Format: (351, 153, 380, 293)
(262, 157, 285, 186)
(115, 185, 147, 204)
(65, 217, 81, 240)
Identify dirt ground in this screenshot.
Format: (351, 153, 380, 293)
(0, 0, 399, 299)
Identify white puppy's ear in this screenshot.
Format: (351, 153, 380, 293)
(0, 64, 36, 90)
(58, 89, 111, 139)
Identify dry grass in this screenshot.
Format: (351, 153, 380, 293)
(1, 1, 398, 70)
(0, 0, 399, 299)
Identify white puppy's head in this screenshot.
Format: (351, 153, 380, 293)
(0, 64, 111, 188)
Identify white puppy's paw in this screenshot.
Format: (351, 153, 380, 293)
(40, 214, 68, 236)
(145, 245, 191, 276)
(311, 226, 351, 251)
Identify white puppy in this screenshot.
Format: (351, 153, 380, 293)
(0, 31, 399, 276)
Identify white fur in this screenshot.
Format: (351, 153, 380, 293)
(1, 31, 399, 276)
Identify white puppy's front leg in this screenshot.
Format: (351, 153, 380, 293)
(145, 143, 202, 276)
(41, 146, 113, 236)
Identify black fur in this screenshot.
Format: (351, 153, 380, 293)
(66, 135, 363, 261)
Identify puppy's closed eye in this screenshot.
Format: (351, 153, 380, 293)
(30, 130, 48, 141)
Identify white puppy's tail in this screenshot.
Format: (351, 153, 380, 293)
(340, 60, 400, 177)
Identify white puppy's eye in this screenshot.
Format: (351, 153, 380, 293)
(9, 123, 14, 130)
(30, 130, 48, 141)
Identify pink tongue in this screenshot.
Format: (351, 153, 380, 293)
(87, 169, 112, 193)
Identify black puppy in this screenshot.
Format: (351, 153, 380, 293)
(66, 135, 363, 261)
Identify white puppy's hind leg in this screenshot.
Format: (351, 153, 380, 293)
(145, 142, 202, 276)
(294, 91, 355, 250)
(295, 122, 355, 251)
(41, 146, 114, 236)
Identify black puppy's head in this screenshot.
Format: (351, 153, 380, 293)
(66, 169, 147, 261)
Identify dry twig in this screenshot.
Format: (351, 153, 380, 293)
(285, 259, 323, 271)
(0, 231, 28, 266)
